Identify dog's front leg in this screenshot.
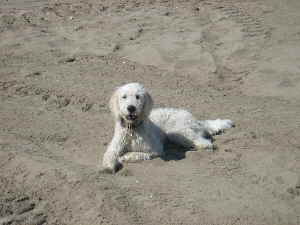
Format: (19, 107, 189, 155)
(101, 123, 128, 173)
(119, 152, 158, 163)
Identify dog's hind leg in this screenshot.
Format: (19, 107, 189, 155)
(198, 119, 234, 135)
(167, 128, 215, 152)
(192, 137, 215, 152)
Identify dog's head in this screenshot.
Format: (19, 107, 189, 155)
(109, 83, 153, 126)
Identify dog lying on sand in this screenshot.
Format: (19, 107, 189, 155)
(102, 83, 233, 173)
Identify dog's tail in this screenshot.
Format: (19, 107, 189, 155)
(198, 119, 234, 135)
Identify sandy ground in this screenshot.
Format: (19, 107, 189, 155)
(0, 0, 300, 224)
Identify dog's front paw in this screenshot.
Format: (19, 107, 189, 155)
(99, 162, 123, 174)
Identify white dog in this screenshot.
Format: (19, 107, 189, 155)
(102, 83, 233, 173)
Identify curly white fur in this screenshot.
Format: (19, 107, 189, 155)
(101, 83, 233, 173)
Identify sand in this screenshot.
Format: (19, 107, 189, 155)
(0, 0, 300, 224)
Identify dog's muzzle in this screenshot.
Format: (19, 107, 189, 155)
(121, 114, 142, 129)
(125, 114, 138, 122)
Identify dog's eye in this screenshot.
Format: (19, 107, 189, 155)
(122, 95, 127, 99)
(136, 95, 140, 100)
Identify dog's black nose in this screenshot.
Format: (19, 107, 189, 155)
(127, 105, 136, 113)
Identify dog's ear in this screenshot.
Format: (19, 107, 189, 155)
(142, 91, 153, 119)
(109, 89, 120, 120)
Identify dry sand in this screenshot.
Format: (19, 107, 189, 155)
(0, 0, 300, 224)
